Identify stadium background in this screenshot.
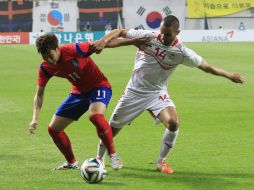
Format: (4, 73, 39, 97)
(0, 1, 253, 190)
(1, 0, 254, 44)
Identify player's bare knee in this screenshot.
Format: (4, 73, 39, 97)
(48, 126, 62, 137)
(48, 125, 62, 132)
(168, 118, 179, 132)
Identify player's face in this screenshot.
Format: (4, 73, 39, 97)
(42, 47, 60, 65)
(160, 22, 180, 46)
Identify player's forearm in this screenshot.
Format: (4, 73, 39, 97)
(105, 38, 137, 48)
(101, 29, 126, 44)
(198, 60, 232, 79)
(198, 60, 244, 83)
(206, 66, 232, 79)
(32, 94, 43, 122)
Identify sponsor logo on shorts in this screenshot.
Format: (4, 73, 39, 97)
(159, 94, 170, 102)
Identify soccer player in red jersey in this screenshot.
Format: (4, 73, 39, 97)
(28, 31, 147, 170)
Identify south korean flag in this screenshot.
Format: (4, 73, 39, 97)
(123, 0, 173, 30)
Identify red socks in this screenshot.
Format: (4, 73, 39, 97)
(89, 114, 115, 155)
(48, 127, 76, 164)
(48, 113, 115, 162)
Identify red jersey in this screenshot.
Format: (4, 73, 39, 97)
(37, 42, 110, 94)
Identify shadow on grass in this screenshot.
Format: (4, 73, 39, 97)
(54, 179, 126, 187)
(121, 166, 253, 190)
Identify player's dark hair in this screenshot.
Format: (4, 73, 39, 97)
(163, 15, 179, 29)
(36, 34, 58, 54)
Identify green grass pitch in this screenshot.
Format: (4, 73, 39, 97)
(0, 43, 253, 190)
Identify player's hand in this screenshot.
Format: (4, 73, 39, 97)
(94, 40, 106, 54)
(133, 37, 152, 50)
(230, 73, 245, 84)
(89, 41, 97, 54)
(28, 121, 38, 134)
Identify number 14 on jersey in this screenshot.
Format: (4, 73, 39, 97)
(155, 47, 166, 60)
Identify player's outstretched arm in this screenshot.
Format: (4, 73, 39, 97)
(28, 86, 45, 134)
(197, 60, 245, 84)
(94, 29, 128, 53)
(101, 29, 128, 42)
(105, 37, 151, 48)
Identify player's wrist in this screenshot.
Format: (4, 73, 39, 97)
(100, 39, 107, 46)
(32, 117, 38, 124)
(226, 72, 234, 79)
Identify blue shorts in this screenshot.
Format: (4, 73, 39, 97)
(55, 86, 112, 121)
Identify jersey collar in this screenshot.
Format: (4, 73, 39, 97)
(157, 34, 178, 47)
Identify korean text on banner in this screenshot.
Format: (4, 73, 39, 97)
(187, 0, 254, 18)
(0, 32, 29, 44)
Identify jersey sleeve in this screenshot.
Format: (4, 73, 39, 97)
(181, 44, 203, 67)
(61, 42, 91, 57)
(75, 42, 92, 57)
(126, 29, 156, 39)
(37, 64, 52, 87)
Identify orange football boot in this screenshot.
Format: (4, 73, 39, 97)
(157, 161, 174, 174)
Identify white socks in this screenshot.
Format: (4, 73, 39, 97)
(157, 128, 179, 163)
(97, 140, 107, 161)
(98, 128, 179, 164)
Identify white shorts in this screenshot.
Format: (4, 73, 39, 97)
(110, 89, 175, 128)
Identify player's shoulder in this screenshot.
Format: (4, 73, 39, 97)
(173, 38, 184, 47)
(62, 42, 91, 57)
(60, 43, 75, 53)
(133, 29, 158, 36)
(173, 38, 189, 51)
(59, 43, 81, 58)
(173, 39, 200, 59)
(39, 61, 55, 78)
(40, 60, 51, 67)
(40, 61, 55, 70)
(127, 29, 158, 38)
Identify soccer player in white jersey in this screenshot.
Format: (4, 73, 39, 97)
(97, 15, 244, 174)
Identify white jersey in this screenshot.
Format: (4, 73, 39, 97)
(126, 29, 203, 93)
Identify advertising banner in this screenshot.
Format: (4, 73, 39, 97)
(29, 32, 105, 44)
(0, 32, 29, 44)
(3, 30, 254, 44)
(54, 32, 105, 44)
(29, 32, 46, 45)
(178, 29, 254, 42)
(187, 0, 254, 18)
(32, 1, 78, 32)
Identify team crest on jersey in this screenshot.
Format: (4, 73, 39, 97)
(71, 59, 79, 67)
(168, 53, 176, 60)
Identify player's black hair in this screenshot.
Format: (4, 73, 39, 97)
(163, 15, 179, 29)
(36, 34, 58, 54)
